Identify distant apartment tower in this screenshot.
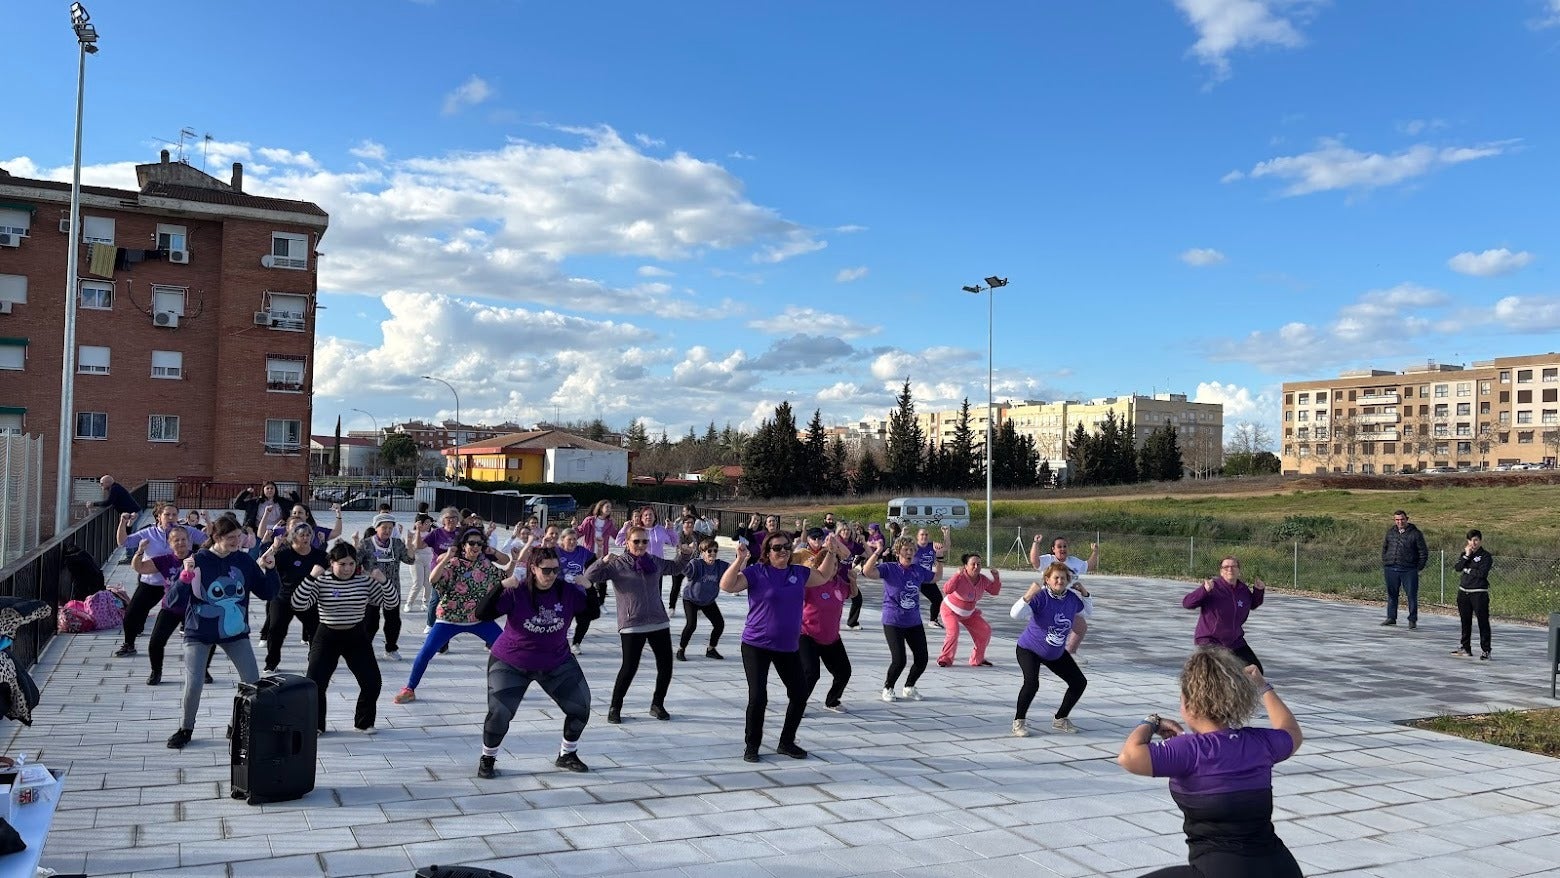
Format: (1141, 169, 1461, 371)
(1279, 354, 1560, 474)
(0, 152, 328, 531)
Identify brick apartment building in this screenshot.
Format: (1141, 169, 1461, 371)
(0, 152, 329, 532)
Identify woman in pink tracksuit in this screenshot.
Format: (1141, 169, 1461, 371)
(938, 553, 1002, 667)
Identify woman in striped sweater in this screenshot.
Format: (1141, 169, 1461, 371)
(292, 542, 399, 734)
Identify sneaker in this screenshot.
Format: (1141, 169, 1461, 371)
(1052, 717, 1079, 734)
(204, 671, 215, 684)
(393, 688, 416, 704)
(706, 647, 724, 660)
(776, 741, 808, 759)
(900, 686, 922, 702)
(555, 751, 589, 773)
(742, 749, 761, 763)
(146, 671, 162, 686)
(355, 726, 377, 735)
(477, 755, 497, 779)
(823, 702, 848, 713)
(880, 688, 898, 703)
(1379, 619, 1397, 626)
(847, 622, 861, 630)
(1451, 648, 1472, 657)
(258, 640, 268, 650)
(930, 618, 945, 629)
(570, 643, 583, 656)
(113, 644, 137, 658)
(439, 643, 449, 655)
(423, 625, 433, 635)
(668, 605, 678, 617)
(977, 660, 994, 667)
(607, 707, 622, 724)
(937, 659, 953, 668)
(648, 704, 670, 721)
(166, 728, 193, 750)
(1012, 719, 1030, 738)
(675, 649, 687, 662)
(1480, 650, 1491, 661)
(1408, 621, 1418, 630)
(384, 649, 401, 661)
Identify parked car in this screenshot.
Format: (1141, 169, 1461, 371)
(492, 490, 527, 498)
(528, 494, 578, 518)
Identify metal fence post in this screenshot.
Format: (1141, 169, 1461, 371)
(1440, 548, 1445, 604)
(1189, 536, 1195, 574)
(1293, 541, 1299, 589)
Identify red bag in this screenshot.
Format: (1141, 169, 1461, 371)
(57, 601, 95, 633)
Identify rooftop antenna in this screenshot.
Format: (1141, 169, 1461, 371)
(176, 127, 196, 163)
(202, 133, 213, 171)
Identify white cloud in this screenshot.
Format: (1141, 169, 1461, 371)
(728, 151, 756, 161)
(636, 265, 675, 278)
(835, 266, 869, 282)
(256, 147, 320, 168)
(1224, 137, 1513, 196)
(754, 231, 827, 263)
(1207, 283, 1450, 372)
(1447, 248, 1534, 277)
(1396, 118, 1447, 136)
(349, 141, 388, 161)
(442, 75, 494, 115)
(1194, 381, 1278, 423)
(1179, 247, 1227, 267)
(748, 306, 880, 340)
(1531, 0, 1560, 28)
(672, 346, 760, 392)
(1492, 296, 1560, 332)
(1172, 0, 1315, 81)
(634, 133, 665, 148)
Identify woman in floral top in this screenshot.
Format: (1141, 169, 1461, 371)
(394, 527, 504, 703)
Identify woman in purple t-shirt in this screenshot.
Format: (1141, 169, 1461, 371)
(860, 537, 930, 704)
(720, 532, 837, 763)
(473, 547, 603, 779)
(1008, 562, 1092, 736)
(1183, 557, 1267, 673)
(1116, 647, 1303, 878)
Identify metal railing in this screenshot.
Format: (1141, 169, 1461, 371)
(0, 482, 148, 670)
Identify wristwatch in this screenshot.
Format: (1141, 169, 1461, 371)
(1142, 713, 1161, 734)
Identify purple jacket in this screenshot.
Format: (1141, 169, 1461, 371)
(1183, 577, 1264, 649)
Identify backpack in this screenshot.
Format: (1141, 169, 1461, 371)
(59, 543, 106, 601)
(57, 601, 95, 633)
(84, 587, 129, 631)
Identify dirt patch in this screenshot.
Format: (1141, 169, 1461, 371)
(1409, 708, 1560, 758)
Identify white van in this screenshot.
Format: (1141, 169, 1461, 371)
(885, 497, 971, 529)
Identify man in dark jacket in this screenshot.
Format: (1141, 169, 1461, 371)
(1451, 529, 1493, 660)
(1381, 509, 1429, 629)
(86, 475, 141, 518)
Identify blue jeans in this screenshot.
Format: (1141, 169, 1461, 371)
(404, 621, 501, 691)
(1384, 565, 1419, 623)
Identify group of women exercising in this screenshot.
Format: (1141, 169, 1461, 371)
(112, 495, 1300, 878)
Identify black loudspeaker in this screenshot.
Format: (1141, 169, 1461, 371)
(415, 867, 515, 878)
(230, 673, 317, 805)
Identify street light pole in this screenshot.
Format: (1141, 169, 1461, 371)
(54, 2, 99, 534)
(962, 276, 1008, 566)
(421, 376, 461, 481)
(350, 408, 380, 439)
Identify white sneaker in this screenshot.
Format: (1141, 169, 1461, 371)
(570, 643, 582, 656)
(900, 686, 922, 702)
(880, 688, 897, 703)
(1012, 719, 1030, 738)
(1052, 717, 1078, 734)
(355, 726, 377, 735)
(423, 625, 433, 635)
(823, 702, 848, 713)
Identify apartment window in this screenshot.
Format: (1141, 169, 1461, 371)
(148, 415, 180, 442)
(77, 345, 110, 375)
(265, 419, 302, 454)
(269, 233, 309, 269)
(1348, 390, 1356, 401)
(1518, 431, 1534, 444)
(1500, 391, 1511, 404)
(1284, 411, 1292, 422)
(0, 274, 26, 305)
(1456, 425, 1471, 437)
(1499, 411, 1511, 424)
(1284, 428, 1293, 438)
(1480, 402, 1491, 415)
(1284, 393, 1293, 405)
(1316, 412, 1329, 423)
(1499, 432, 1510, 443)
(1517, 411, 1532, 425)
(1316, 391, 1328, 403)
(150, 350, 182, 379)
(1517, 369, 1533, 383)
(0, 410, 22, 434)
(1361, 464, 1375, 474)
(1480, 381, 1491, 395)
(1383, 464, 1396, 474)
(1418, 386, 1429, 397)
(1434, 404, 1449, 417)
(1456, 403, 1471, 416)
(1296, 446, 1307, 457)
(262, 292, 309, 331)
(1296, 428, 1309, 440)
(1434, 385, 1448, 398)
(1542, 410, 1558, 426)
(1434, 425, 1449, 437)
(1383, 443, 1397, 455)
(1544, 368, 1558, 383)
(1500, 371, 1510, 383)
(1545, 389, 1559, 403)
(156, 223, 187, 253)
(1298, 393, 1309, 405)
(1456, 383, 1471, 397)
(1435, 443, 1449, 456)
(0, 208, 30, 237)
(79, 280, 113, 310)
(81, 216, 114, 245)
(266, 355, 305, 392)
(0, 338, 24, 371)
(1516, 390, 1534, 405)
(75, 412, 107, 439)
(1297, 411, 1308, 422)
(151, 285, 187, 317)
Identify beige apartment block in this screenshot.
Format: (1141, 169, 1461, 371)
(1280, 354, 1560, 474)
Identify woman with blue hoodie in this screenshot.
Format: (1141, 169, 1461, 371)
(164, 516, 280, 750)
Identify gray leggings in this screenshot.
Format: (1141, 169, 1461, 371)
(483, 654, 591, 748)
(181, 638, 260, 729)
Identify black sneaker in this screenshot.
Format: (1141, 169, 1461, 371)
(204, 671, 214, 684)
(742, 749, 761, 763)
(706, 647, 724, 660)
(1408, 621, 1418, 630)
(607, 707, 622, 724)
(146, 670, 162, 686)
(477, 755, 497, 779)
(776, 741, 808, 759)
(649, 704, 670, 721)
(263, 665, 278, 674)
(439, 643, 449, 654)
(166, 728, 193, 749)
(1379, 619, 1397, 626)
(1481, 650, 1491, 661)
(675, 649, 687, 662)
(555, 751, 589, 773)
(113, 644, 137, 658)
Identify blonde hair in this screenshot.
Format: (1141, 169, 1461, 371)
(1180, 646, 1260, 729)
(891, 536, 914, 554)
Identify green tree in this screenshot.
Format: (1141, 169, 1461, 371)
(885, 379, 924, 489)
(378, 433, 419, 474)
(1137, 422, 1184, 482)
(625, 419, 650, 454)
(742, 420, 781, 498)
(1036, 458, 1053, 487)
(804, 409, 828, 495)
(585, 418, 609, 442)
(852, 448, 883, 495)
(946, 398, 978, 490)
(702, 421, 720, 447)
(332, 415, 343, 477)
(824, 436, 849, 493)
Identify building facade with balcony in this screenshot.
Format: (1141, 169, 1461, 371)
(1280, 354, 1560, 474)
(0, 153, 328, 530)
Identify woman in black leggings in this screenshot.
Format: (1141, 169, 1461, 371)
(677, 539, 727, 660)
(130, 528, 214, 686)
(583, 525, 692, 723)
(860, 538, 929, 703)
(1009, 563, 1092, 736)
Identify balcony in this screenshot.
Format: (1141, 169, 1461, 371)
(1360, 430, 1399, 442)
(1357, 412, 1399, 425)
(1358, 392, 1400, 404)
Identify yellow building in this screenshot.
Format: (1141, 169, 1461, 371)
(444, 430, 629, 484)
(1281, 354, 1560, 474)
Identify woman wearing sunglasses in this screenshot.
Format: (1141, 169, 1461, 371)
(393, 527, 505, 704)
(860, 537, 932, 703)
(474, 547, 603, 778)
(720, 532, 837, 763)
(583, 525, 693, 723)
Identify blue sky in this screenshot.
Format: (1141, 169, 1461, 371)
(7, 1, 1560, 442)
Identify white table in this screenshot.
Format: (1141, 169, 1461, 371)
(0, 767, 68, 878)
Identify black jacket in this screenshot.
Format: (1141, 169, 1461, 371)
(1381, 523, 1429, 570)
(90, 482, 141, 517)
(1453, 549, 1493, 592)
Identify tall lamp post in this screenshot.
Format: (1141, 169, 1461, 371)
(54, 2, 100, 534)
(421, 376, 461, 481)
(961, 275, 1007, 565)
(350, 408, 380, 438)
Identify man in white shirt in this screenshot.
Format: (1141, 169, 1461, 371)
(1028, 535, 1099, 655)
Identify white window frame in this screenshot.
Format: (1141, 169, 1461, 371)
(265, 418, 303, 455)
(0, 412, 22, 435)
(151, 285, 187, 317)
(0, 274, 26, 305)
(79, 280, 113, 310)
(156, 223, 187, 253)
(270, 233, 309, 270)
(75, 411, 107, 440)
(265, 292, 309, 331)
(77, 345, 110, 375)
(0, 208, 30, 238)
(148, 414, 180, 443)
(81, 216, 114, 245)
(265, 356, 305, 392)
(0, 341, 24, 371)
(151, 350, 183, 379)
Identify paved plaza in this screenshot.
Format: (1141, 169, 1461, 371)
(6, 514, 1560, 877)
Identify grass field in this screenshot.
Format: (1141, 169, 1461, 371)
(1413, 709, 1560, 758)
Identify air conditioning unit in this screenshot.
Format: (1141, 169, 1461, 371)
(0, 233, 17, 248)
(253, 310, 272, 326)
(0, 301, 12, 315)
(168, 250, 190, 264)
(59, 218, 71, 234)
(153, 310, 180, 328)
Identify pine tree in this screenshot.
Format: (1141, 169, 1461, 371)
(804, 409, 828, 495)
(924, 438, 946, 490)
(771, 402, 805, 493)
(703, 421, 720, 446)
(853, 448, 882, 495)
(585, 418, 609, 442)
(742, 420, 780, 498)
(1067, 421, 1097, 486)
(825, 436, 849, 493)
(948, 398, 978, 490)
(885, 379, 924, 489)
(1037, 458, 1053, 488)
(626, 419, 650, 454)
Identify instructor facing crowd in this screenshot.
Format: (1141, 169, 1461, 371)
(1381, 510, 1429, 629)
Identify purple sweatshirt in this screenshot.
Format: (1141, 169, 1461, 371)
(489, 582, 589, 672)
(1182, 577, 1264, 649)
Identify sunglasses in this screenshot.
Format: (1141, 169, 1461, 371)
(464, 541, 485, 548)
(535, 566, 560, 574)
(630, 539, 649, 545)
(768, 543, 793, 553)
